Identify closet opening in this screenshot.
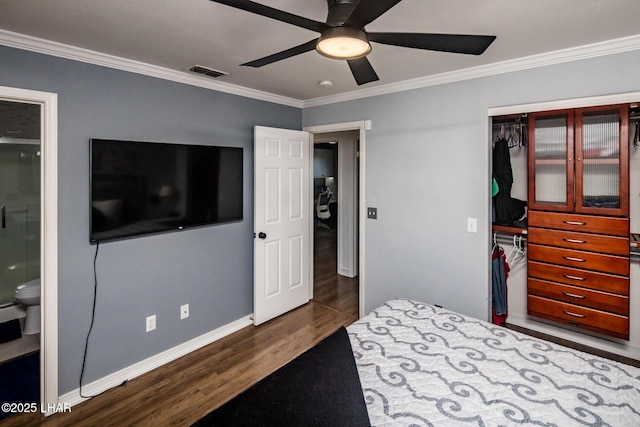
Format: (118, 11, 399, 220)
(489, 93, 640, 363)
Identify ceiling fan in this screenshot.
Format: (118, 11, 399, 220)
(211, 0, 497, 86)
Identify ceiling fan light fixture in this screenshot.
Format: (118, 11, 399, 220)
(316, 27, 371, 60)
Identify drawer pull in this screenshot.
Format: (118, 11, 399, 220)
(563, 256, 586, 262)
(563, 238, 586, 244)
(562, 291, 586, 299)
(562, 274, 586, 281)
(563, 310, 586, 318)
(563, 220, 586, 226)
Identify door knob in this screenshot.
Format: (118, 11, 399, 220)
(258, 232, 267, 239)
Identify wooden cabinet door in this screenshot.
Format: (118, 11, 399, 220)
(528, 104, 629, 217)
(528, 110, 574, 212)
(574, 104, 629, 217)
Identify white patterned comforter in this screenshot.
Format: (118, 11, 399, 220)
(347, 299, 640, 426)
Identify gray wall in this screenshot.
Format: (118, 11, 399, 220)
(0, 45, 302, 394)
(3, 42, 640, 396)
(303, 50, 640, 319)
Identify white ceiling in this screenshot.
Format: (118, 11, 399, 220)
(0, 0, 639, 101)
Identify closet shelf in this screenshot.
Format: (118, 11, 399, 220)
(492, 224, 527, 235)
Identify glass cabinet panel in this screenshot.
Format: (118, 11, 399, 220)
(578, 109, 621, 211)
(528, 105, 628, 216)
(529, 113, 572, 211)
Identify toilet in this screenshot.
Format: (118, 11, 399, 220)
(14, 278, 41, 335)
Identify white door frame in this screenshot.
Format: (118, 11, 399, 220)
(304, 120, 367, 318)
(0, 86, 58, 414)
(313, 132, 358, 278)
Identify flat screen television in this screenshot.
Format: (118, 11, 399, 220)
(90, 138, 243, 242)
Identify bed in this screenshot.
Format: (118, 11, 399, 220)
(347, 298, 640, 426)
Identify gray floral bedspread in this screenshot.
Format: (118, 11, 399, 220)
(347, 299, 640, 426)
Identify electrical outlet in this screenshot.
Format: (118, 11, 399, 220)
(180, 304, 189, 320)
(146, 314, 156, 332)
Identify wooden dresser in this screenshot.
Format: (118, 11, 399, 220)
(525, 104, 630, 340)
(527, 211, 630, 339)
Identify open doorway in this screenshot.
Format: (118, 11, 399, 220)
(0, 86, 58, 415)
(311, 130, 359, 323)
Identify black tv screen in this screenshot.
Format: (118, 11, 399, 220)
(90, 139, 243, 242)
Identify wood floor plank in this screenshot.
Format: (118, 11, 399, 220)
(3, 227, 638, 426)
(1, 228, 357, 426)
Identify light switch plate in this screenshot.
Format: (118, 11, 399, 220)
(467, 217, 477, 233)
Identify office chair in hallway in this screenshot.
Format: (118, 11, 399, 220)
(316, 190, 332, 230)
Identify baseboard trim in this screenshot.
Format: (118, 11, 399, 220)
(59, 314, 253, 408)
(506, 314, 640, 361)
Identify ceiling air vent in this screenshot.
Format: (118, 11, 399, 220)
(188, 65, 228, 78)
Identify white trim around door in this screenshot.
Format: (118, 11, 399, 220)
(0, 85, 59, 415)
(304, 120, 367, 319)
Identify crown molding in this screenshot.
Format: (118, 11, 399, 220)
(303, 34, 640, 108)
(0, 29, 304, 108)
(2, 29, 639, 110)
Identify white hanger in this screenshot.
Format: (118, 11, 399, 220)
(507, 235, 525, 265)
(515, 235, 526, 262)
(505, 235, 518, 264)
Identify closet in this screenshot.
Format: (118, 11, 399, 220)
(493, 103, 636, 340)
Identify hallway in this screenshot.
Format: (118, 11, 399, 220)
(313, 227, 359, 324)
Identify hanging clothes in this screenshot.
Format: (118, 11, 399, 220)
(491, 245, 509, 326)
(492, 136, 527, 226)
(492, 137, 513, 225)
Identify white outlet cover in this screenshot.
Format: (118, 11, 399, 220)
(146, 314, 156, 332)
(180, 304, 189, 320)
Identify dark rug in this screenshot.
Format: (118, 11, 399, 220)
(0, 319, 22, 344)
(192, 326, 370, 427)
(0, 351, 40, 421)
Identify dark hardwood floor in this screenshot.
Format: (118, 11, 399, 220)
(312, 227, 359, 323)
(1, 227, 358, 427)
(4, 227, 637, 426)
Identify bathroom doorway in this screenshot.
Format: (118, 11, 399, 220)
(0, 87, 58, 416)
(0, 100, 42, 418)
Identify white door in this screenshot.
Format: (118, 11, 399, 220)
(254, 126, 312, 325)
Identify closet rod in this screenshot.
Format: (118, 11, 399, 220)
(492, 114, 527, 126)
(493, 233, 526, 244)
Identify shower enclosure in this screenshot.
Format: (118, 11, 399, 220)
(0, 100, 41, 308)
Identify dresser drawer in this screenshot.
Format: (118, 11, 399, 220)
(527, 278, 629, 315)
(528, 210, 629, 236)
(528, 227, 629, 256)
(528, 244, 629, 275)
(527, 295, 629, 340)
(527, 261, 629, 295)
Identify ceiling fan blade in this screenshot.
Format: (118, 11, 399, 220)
(210, 0, 329, 33)
(241, 39, 319, 67)
(344, 0, 403, 28)
(347, 57, 379, 85)
(369, 32, 496, 55)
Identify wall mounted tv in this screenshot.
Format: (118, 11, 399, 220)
(90, 139, 243, 243)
